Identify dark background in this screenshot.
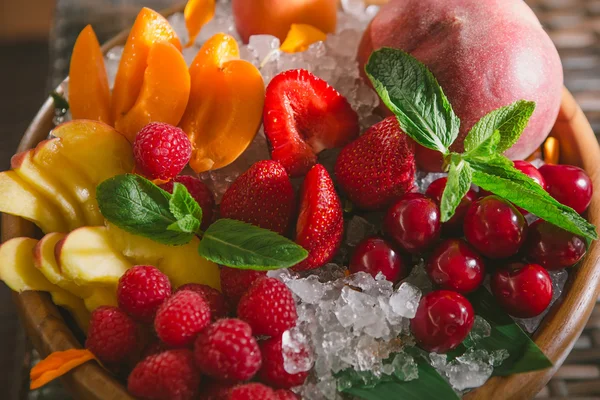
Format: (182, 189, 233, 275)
(1, 0, 599, 398)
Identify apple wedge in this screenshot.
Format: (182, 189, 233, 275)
(56, 226, 132, 287)
(106, 224, 221, 289)
(0, 238, 90, 331)
(0, 171, 67, 233)
(83, 287, 118, 311)
(11, 150, 85, 231)
(51, 120, 134, 184)
(32, 139, 104, 226)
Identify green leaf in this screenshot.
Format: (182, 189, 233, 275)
(341, 359, 459, 400)
(365, 48, 460, 154)
(97, 174, 193, 245)
(198, 219, 308, 270)
(468, 157, 598, 240)
(464, 100, 536, 155)
(440, 156, 473, 222)
(169, 183, 202, 231)
(167, 214, 201, 234)
(50, 91, 69, 112)
(467, 289, 553, 375)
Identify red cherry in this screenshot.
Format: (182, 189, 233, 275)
(463, 196, 527, 259)
(539, 164, 593, 214)
(524, 220, 587, 271)
(384, 193, 441, 254)
(491, 263, 553, 318)
(425, 177, 478, 233)
(513, 161, 547, 215)
(426, 239, 485, 294)
(349, 237, 407, 283)
(410, 290, 474, 353)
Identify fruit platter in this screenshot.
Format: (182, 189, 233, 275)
(2, 0, 600, 399)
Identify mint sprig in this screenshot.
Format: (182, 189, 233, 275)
(96, 174, 308, 269)
(366, 48, 597, 240)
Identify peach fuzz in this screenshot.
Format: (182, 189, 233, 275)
(232, 0, 337, 43)
(358, 0, 563, 171)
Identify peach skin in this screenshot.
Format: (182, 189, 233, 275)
(232, 0, 337, 43)
(184, 0, 216, 47)
(111, 8, 182, 124)
(179, 33, 265, 173)
(114, 41, 191, 142)
(69, 25, 112, 124)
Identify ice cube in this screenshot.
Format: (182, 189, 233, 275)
(287, 275, 327, 304)
(392, 351, 419, 381)
(446, 349, 494, 391)
(463, 316, 492, 348)
(389, 283, 422, 319)
(282, 327, 315, 374)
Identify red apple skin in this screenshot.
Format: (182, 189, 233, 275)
(358, 0, 563, 171)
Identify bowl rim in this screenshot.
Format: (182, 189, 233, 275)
(3, 5, 600, 400)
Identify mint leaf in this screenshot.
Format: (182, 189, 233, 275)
(97, 174, 194, 245)
(469, 159, 598, 240)
(440, 156, 473, 222)
(167, 214, 201, 234)
(464, 100, 535, 155)
(198, 219, 308, 270)
(365, 48, 460, 154)
(169, 182, 202, 229)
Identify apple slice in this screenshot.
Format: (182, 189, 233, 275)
(0, 171, 67, 233)
(11, 150, 85, 232)
(106, 224, 221, 289)
(56, 226, 132, 286)
(83, 287, 118, 311)
(51, 120, 134, 184)
(49, 290, 91, 331)
(32, 139, 104, 226)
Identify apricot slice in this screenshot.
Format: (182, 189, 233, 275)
(180, 33, 265, 173)
(184, 0, 216, 47)
(111, 8, 182, 124)
(280, 24, 327, 53)
(114, 42, 191, 142)
(69, 25, 112, 124)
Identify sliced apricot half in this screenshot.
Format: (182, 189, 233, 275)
(179, 33, 265, 173)
(69, 25, 112, 124)
(111, 8, 182, 124)
(115, 41, 191, 142)
(184, 0, 216, 47)
(280, 24, 327, 53)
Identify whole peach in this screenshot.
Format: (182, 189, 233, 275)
(232, 0, 337, 43)
(358, 0, 563, 171)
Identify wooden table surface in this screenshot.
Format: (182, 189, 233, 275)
(1, 0, 600, 399)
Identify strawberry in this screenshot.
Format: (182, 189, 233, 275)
(335, 117, 416, 210)
(294, 164, 343, 271)
(220, 160, 295, 235)
(264, 69, 359, 177)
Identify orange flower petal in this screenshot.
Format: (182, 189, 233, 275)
(184, 0, 216, 47)
(280, 23, 327, 53)
(30, 349, 95, 390)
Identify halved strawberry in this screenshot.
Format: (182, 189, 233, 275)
(334, 116, 416, 210)
(264, 69, 360, 178)
(294, 164, 343, 271)
(220, 160, 295, 235)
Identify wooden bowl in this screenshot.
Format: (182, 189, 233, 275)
(3, 9, 600, 400)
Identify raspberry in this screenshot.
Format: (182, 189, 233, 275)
(128, 349, 200, 400)
(117, 265, 172, 323)
(227, 383, 277, 400)
(85, 306, 137, 364)
(193, 318, 261, 382)
(275, 389, 300, 400)
(133, 122, 192, 181)
(176, 283, 228, 320)
(220, 266, 267, 307)
(155, 290, 211, 347)
(237, 278, 297, 337)
(161, 176, 215, 229)
(258, 336, 309, 389)
(141, 340, 169, 359)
